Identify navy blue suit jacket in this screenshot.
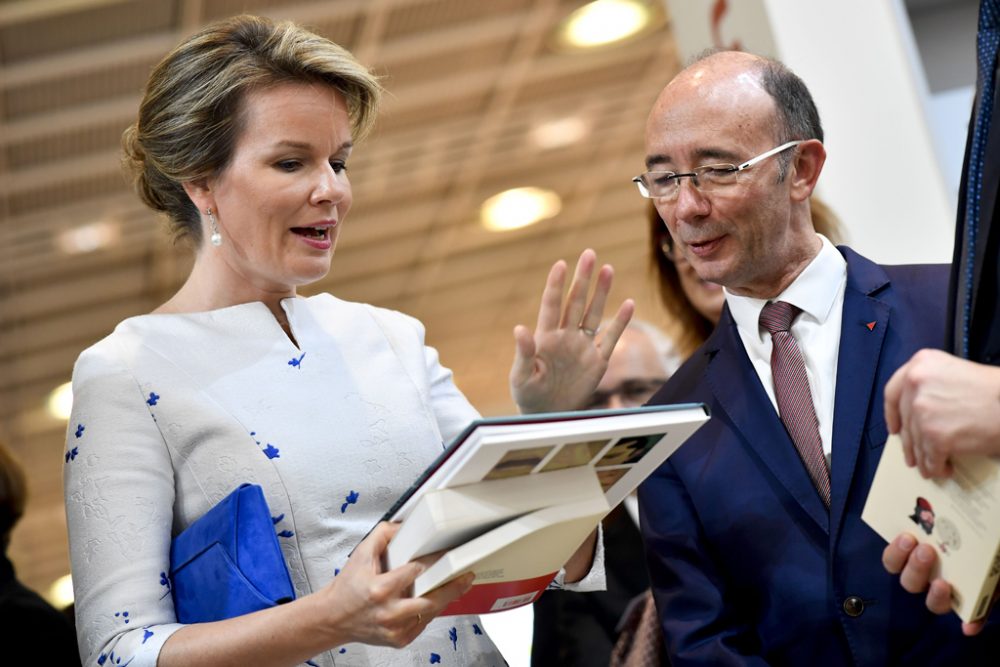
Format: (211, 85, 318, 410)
(640, 247, 1000, 666)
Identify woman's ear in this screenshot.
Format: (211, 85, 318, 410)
(181, 177, 214, 215)
(788, 139, 826, 202)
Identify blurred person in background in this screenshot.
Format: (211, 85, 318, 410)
(532, 319, 680, 667)
(63, 14, 633, 667)
(0, 439, 81, 666)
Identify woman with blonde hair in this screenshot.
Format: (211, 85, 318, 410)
(64, 15, 630, 667)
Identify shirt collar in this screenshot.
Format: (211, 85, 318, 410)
(725, 235, 847, 344)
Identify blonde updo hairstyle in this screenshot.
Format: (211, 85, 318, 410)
(122, 14, 382, 242)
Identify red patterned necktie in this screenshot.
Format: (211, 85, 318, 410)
(759, 301, 831, 507)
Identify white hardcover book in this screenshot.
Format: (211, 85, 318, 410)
(386, 466, 602, 568)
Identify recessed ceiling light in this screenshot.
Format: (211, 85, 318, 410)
(481, 187, 562, 232)
(47, 381, 73, 421)
(531, 116, 590, 150)
(48, 573, 74, 609)
(56, 220, 120, 255)
(554, 0, 660, 51)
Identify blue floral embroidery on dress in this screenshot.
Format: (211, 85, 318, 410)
(272, 513, 285, 524)
(288, 352, 306, 368)
(115, 610, 130, 624)
(334, 568, 341, 576)
(159, 571, 171, 598)
(472, 623, 482, 635)
(98, 654, 107, 665)
(339, 648, 348, 654)
(75, 423, 85, 438)
(142, 628, 154, 644)
(146, 392, 159, 406)
(110, 651, 133, 666)
(277, 529, 294, 539)
(263, 443, 281, 459)
(449, 627, 458, 650)
(307, 659, 321, 666)
(340, 490, 359, 513)
(430, 653, 441, 664)
(65, 447, 79, 462)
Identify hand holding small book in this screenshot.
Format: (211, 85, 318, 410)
(877, 350, 1000, 634)
(882, 533, 998, 637)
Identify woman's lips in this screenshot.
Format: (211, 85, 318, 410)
(291, 224, 335, 250)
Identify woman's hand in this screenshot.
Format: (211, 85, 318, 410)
(511, 249, 634, 414)
(320, 522, 474, 648)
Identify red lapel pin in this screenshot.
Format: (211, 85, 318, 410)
(865, 321, 876, 331)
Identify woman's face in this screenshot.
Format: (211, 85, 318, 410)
(195, 81, 354, 296)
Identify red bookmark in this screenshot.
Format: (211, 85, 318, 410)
(865, 321, 876, 331)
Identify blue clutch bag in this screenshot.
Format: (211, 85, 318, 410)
(169, 483, 296, 623)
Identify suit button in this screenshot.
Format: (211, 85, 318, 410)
(843, 596, 865, 617)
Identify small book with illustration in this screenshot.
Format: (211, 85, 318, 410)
(862, 434, 1000, 623)
(383, 403, 710, 615)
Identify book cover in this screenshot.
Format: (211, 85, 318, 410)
(385, 403, 710, 615)
(862, 434, 1000, 622)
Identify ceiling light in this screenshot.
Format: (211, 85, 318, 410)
(481, 187, 562, 232)
(555, 0, 657, 50)
(56, 220, 120, 255)
(47, 381, 73, 421)
(48, 573, 74, 609)
(531, 116, 590, 150)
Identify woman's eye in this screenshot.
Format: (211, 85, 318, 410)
(330, 160, 348, 173)
(276, 160, 301, 172)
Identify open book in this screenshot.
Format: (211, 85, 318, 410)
(384, 404, 710, 615)
(862, 434, 1000, 623)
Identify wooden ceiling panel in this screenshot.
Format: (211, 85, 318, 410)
(0, 0, 176, 65)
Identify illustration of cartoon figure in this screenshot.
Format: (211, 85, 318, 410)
(908, 497, 935, 535)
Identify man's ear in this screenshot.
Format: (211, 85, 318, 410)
(788, 139, 826, 202)
(181, 177, 214, 215)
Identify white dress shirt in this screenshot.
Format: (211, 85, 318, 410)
(725, 235, 847, 461)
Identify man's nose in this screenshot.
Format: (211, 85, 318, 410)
(673, 177, 710, 220)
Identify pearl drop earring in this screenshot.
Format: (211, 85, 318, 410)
(208, 208, 222, 247)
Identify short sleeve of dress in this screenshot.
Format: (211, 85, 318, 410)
(63, 336, 183, 666)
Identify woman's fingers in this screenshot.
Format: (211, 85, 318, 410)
(536, 260, 568, 333)
(597, 299, 635, 362)
(560, 250, 597, 330)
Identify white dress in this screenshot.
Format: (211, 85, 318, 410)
(63, 294, 602, 667)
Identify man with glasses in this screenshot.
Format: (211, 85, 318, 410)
(636, 50, 998, 665)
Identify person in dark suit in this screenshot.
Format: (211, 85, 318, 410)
(881, 0, 1000, 636)
(634, 49, 999, 665)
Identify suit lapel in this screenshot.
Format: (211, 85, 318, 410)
(705, 311, 830, 534)
(829, 249, 890, 547)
